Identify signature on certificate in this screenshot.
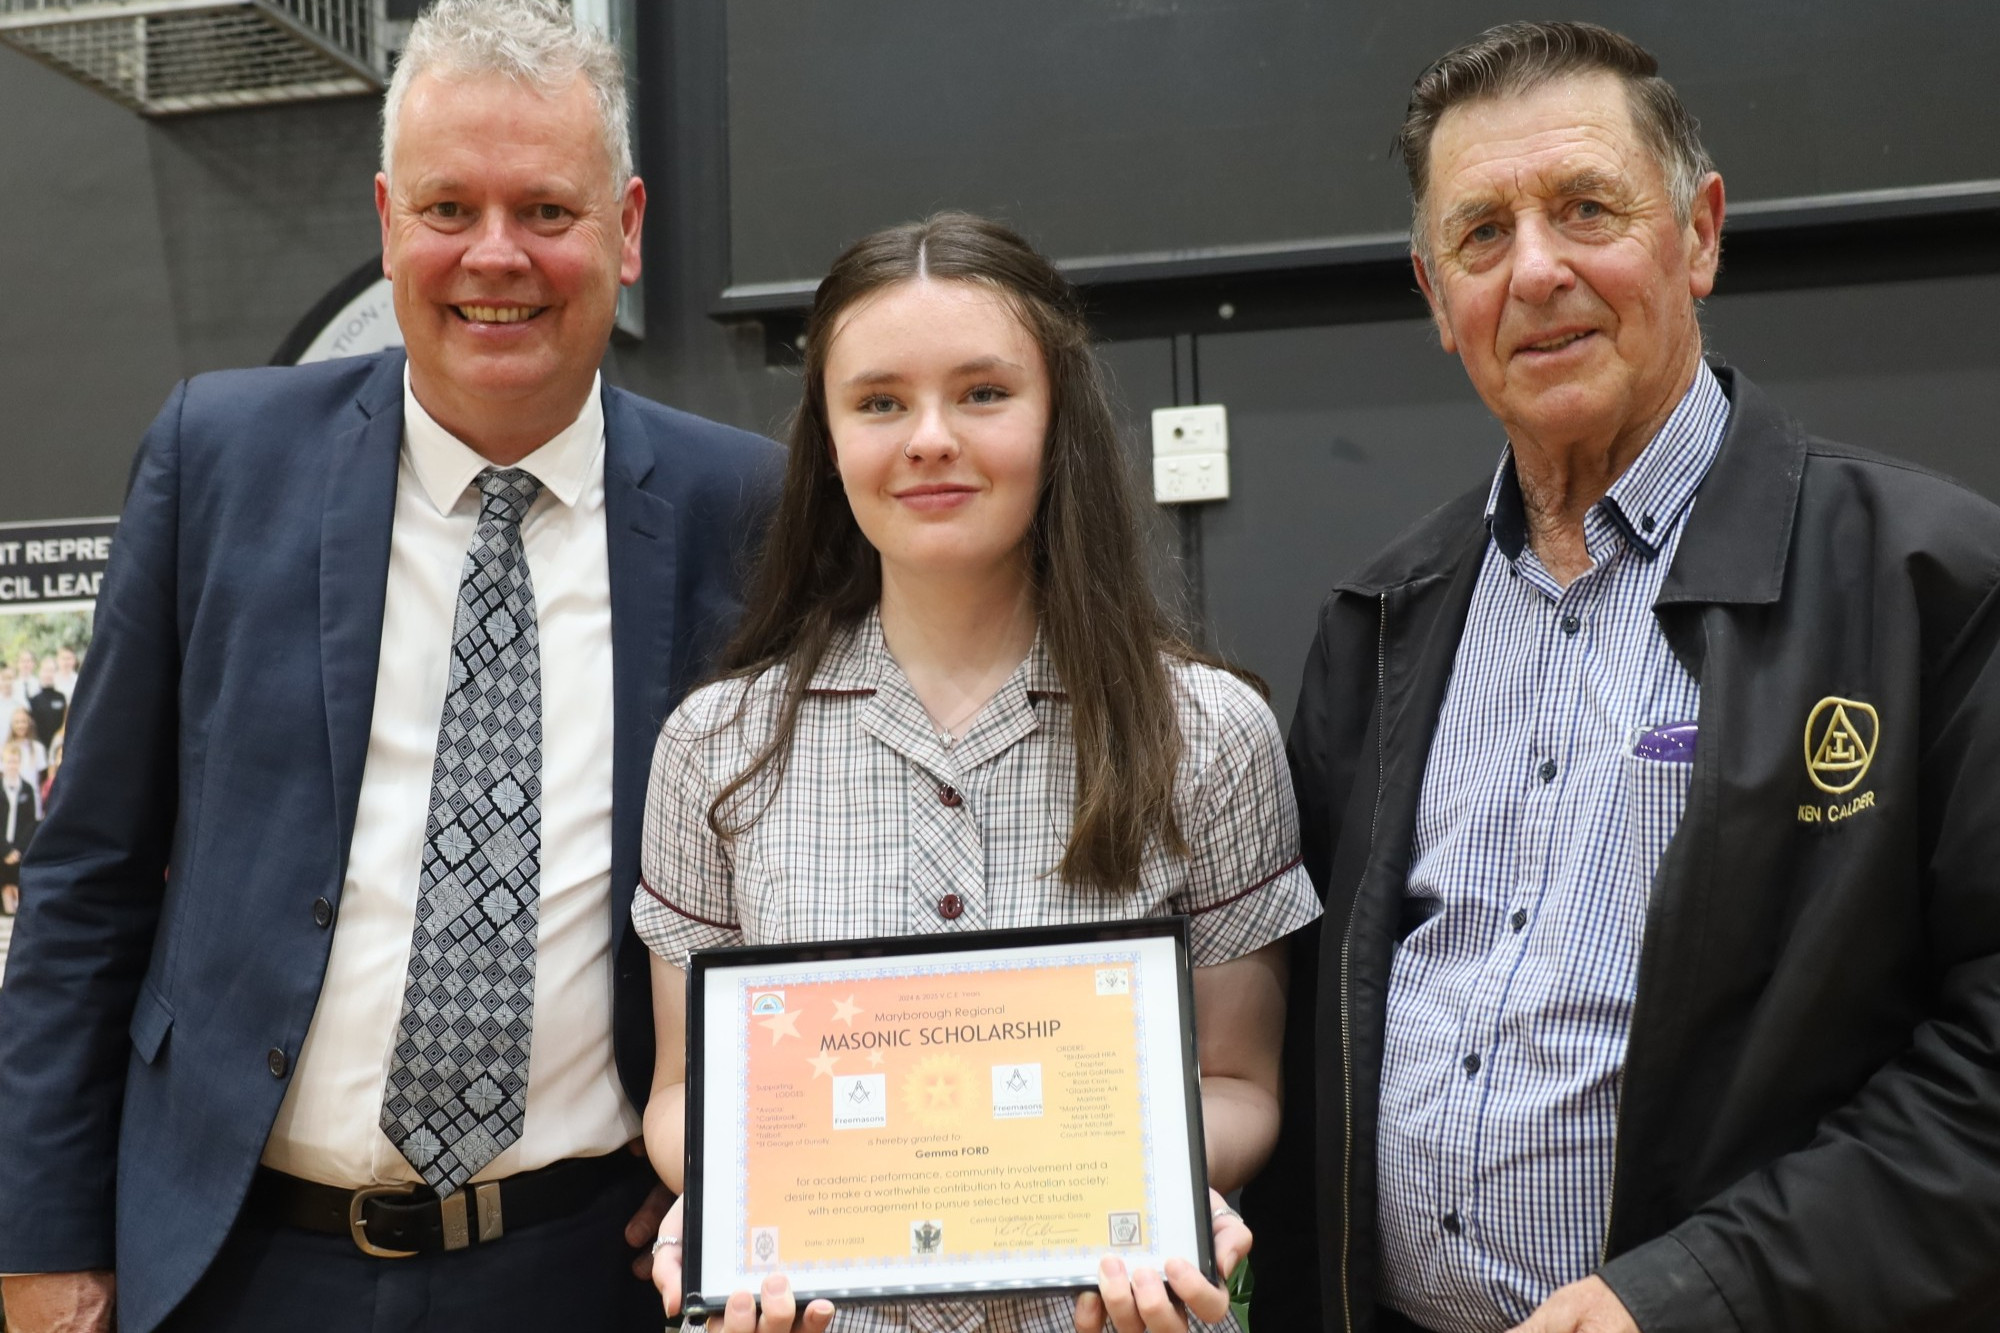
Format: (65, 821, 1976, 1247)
(990, 1216, 1076, 1246)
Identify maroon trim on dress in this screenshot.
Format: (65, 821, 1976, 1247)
(638, 875, 740, 930)
(805, 688, 877, 698)
(1188, 855, 1304, 916)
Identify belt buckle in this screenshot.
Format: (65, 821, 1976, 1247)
(348, 1183, 420, 1258)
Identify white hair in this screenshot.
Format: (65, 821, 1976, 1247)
(381, 0, 632, 188)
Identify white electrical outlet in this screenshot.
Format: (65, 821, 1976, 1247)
(1152, 404, 1229, 456)
(1152, 405, 1230, 504)
(1154, 453, 1231, 504)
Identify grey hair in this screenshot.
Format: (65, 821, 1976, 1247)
(1397, 21, 1714, 256)
(381, 0, 632, 188)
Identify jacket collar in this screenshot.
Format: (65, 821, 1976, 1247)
(601, 383, 677, 955)
(1335, 363, 1802, 609)
(1334, 485, 1491, 598)
(320, 350, 407, 860)
(1655, 364, 1804, 608)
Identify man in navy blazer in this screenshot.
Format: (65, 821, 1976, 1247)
(0, 3, 777, 1330)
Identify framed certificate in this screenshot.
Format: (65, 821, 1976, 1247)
(682, 918, 1214, 1318)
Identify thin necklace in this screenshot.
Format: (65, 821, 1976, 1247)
(933, 696, 985, 746)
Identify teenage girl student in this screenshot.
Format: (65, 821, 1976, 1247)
(7, 708, 47, 791)
(634, 214, 1319, 1333)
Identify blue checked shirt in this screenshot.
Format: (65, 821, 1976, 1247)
(1376, 365, 1730, 1332)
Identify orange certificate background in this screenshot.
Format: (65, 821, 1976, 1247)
(737, 957, 1154, 1271)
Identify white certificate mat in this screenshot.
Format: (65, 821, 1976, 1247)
(683, 919, 1212, 1317)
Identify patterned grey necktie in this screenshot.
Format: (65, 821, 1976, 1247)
(381, 466, 544, 1195)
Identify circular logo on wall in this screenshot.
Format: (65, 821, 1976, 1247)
(271, 257, 404, 366)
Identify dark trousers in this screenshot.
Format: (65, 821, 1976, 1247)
(158, 1163, 663, 1333)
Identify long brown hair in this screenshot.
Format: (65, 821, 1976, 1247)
(711, 211, 1218, 891)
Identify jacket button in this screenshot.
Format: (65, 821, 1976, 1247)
(266, 1047, 289, 1078)
(938, 894, 964, 920)
(1538, 759, 1558, 784)
(312, 897, 333, 929)
(937, 785, 963, 808)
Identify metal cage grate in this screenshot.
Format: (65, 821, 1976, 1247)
(0, 1, 384, 115)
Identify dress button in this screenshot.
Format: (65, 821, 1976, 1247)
(937, 894, 964, 921)
(1441, 1211, 1463, 1236)
(937, 785, 963, 808)
(312, 897, 333, 929)
(266, 1047, 288, 1078)
(1560, 615, 1581, 636)
(1538, 759, 1558, 783)
(1462, 1052, 1481, 1077)
(1510, 908, 1529, 932)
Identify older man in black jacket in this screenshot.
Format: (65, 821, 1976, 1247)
(1243, 20, 2000, 1333)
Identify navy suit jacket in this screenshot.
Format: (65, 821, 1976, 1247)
(0, 351, 779, 1332)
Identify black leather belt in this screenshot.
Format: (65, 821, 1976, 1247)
(248, 1150, 635, 1257)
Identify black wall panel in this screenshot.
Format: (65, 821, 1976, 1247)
(0, 41, 383, 523)
(725, 0, 2000, 290)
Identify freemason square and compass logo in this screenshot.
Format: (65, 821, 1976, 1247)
(1804, 696, 1879, 795)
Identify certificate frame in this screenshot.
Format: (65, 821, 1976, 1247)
(682, 918, 1213, 1319)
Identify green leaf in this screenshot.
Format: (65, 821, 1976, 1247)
(1227, 1255, 1254, 1331)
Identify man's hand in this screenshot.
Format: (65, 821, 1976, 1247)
(623, 1179, 674, 1280)
(0, 1270, 117, 1333)
(1507, 1276, 1639, 1333)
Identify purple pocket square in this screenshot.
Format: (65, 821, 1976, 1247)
(1633, 722, 1698, 763)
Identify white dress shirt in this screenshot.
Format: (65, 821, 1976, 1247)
(263, 371, 641, 1187)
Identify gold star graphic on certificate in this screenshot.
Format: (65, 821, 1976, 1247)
(757, 1009, 802, 1044)
(901, 1054, 970, 1128)
(867, 1050, 885, 1067)
(830, 995, 863, 1027)
(807, 1051, 840, 1079)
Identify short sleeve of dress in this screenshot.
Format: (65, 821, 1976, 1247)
(1170, 665, 1322, 967)
(632, 681, 752, 966)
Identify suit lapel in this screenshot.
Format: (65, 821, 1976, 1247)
(602, 386, 678, 948)
(320, 353, 405, 871)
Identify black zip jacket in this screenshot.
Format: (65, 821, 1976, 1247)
(1242, 366, 2000, 1332)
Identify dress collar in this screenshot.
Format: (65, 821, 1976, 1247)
(1485, 360, 1731, 563)
(402, 366, 604, 515)
(807, 608, 1066, 774)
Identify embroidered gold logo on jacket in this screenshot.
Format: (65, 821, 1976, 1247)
(1804, 697, 1879, 794)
